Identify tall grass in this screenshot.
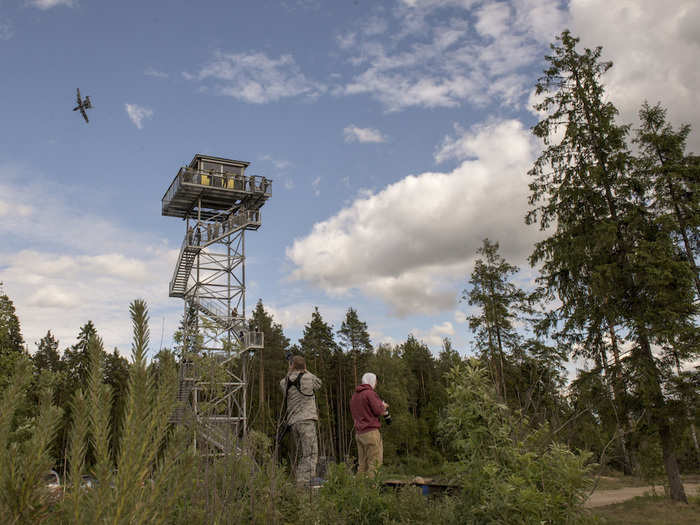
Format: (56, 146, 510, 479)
(0, 358, 62, 524)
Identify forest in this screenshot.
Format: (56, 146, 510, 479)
(0, 31, 698, 524)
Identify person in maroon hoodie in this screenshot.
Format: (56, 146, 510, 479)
(350, 372, 389, 477)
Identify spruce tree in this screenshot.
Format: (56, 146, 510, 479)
(635, 102, 700, 297)
(527, 31, 697, 501)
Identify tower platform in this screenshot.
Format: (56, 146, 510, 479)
(162, 154, 271, 219)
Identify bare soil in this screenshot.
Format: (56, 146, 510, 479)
(585, 483, 700, 508)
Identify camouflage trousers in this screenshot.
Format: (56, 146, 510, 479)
(291, 420, 318, 486)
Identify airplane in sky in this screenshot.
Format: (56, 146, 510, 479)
(73, 88, 93, 123)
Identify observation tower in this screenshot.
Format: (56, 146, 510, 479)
(162, 154, 271, 452)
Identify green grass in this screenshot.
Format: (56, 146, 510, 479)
(592, 494, 700, 524)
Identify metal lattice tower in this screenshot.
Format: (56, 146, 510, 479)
(162, 154, 270, 452)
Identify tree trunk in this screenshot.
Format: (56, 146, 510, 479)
(607, 324, 635, 475)
(639, 331, 687, 503)
(258, 347, 265, 434)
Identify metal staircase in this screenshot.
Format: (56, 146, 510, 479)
(169, 210, 261, 298)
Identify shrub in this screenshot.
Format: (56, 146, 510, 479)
(440, 361, 595, 524)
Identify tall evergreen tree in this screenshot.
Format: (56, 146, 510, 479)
(337, 307, 372, 386)
(0, 287, 24, 357)
(298, 307, 339, 459)
(248, 299, 290, 435)
(635, 102, 700, 297)
(62, 321, 98, 388)
(33, 331, 61, 374)
(463, 238, 529, 399)
(527, 31, 697, 501)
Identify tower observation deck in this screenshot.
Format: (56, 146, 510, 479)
(163, 154, 271, 452)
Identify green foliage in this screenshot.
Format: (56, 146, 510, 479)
(0, 357, 62, 525)
(0, 289, 25, 391)
(440, 361, 594, 524)
(305, 463, 388, 524)
(0, 288, 24, 357)
(527, 30, 697, 501)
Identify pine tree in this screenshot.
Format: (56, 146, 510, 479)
(527, 31, 697, 501)
(298, 307, 338, 459)
(0, 288, 25, 388)
(248, 299, 290, 435)
(62, 321, 98, 388)
(33, 330, 61, 373)
(337, 307, 372, 387)
(463, 239, 529, 400)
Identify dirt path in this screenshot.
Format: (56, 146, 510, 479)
(585, 483, 700, 508)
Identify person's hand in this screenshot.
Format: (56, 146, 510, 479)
(383, 401, 389, 414)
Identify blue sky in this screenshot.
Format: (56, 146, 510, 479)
(1, 0, 698, 358)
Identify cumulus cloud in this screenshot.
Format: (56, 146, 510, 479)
(264, 303, 345, 331)
(568, 0, 700, 149)
(311, 176, 321, 196)
(287, 119, 541, 316)
(0, 167, 179, 352)
(26, 0, 75, 9)
(343, 125, 387, 143)
(185, 51, 325, 104)
(339, 0, 566, 111)
(410, 321, 455, 348)
(125, 103, 153, 129)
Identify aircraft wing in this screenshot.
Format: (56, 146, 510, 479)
(76, 88, 82, 105)
(80, 106, 89, 123)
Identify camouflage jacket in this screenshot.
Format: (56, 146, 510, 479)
(279, 370, 322, 425)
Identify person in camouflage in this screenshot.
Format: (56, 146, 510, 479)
(280, 355, 322, 487)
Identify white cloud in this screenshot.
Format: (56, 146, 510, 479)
(568, 0, 700, 149)
(311, 176, 321, 197)
(0, 18, 14, 40)
(186, 51, 325, 104)
(0, 166, 179, 353)
(339, 0, 566, 111)
(287, 119, 541, 316)
(454, 310, 466, 324)
(264, 303, 345, 331)
(125, 103, 153, 129)
(26, 0, 75, 9)
(145, 67, 169, 79)
(343, 125, 387, 144)
(410, 321, 455, 349)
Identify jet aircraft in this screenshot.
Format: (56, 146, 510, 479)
(73, 88, 93, 123)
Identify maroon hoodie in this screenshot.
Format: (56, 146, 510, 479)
(350, 383, 386, 434)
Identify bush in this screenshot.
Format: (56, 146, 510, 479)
(440, 361, 595, 524)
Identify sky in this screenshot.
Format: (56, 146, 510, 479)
(1, 0, 699, 360)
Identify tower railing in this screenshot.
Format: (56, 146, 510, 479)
(162, 167, 272, 214)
